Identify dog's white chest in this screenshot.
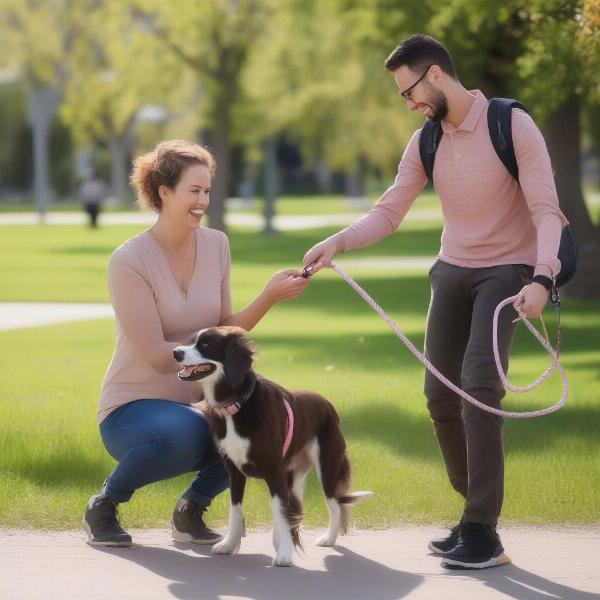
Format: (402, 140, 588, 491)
(218, 417, 251, 469)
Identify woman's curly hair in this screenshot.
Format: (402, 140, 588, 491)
(130, 140, 216, 212)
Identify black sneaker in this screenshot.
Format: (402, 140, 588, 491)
(83, 493, 133, 547)
(441, 522, 510, 569)
(171, 498, 224, 545)
(428, 522, 462, 555)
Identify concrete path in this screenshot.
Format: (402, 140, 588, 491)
(0, 254, 434, 333)
(0, 302, 114, 331)
(0, 208, 441, 229)
(1, 526, 599, 599)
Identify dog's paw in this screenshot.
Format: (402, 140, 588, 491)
(315, 533, 336, 547)
(272, 551, 294, 567)
(212, 537, 241, 555)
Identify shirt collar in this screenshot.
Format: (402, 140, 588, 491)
(441, 90, 488, 134)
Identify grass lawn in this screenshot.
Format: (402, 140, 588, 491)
(1, 217, 599, 531)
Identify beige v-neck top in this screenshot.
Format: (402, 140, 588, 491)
(97, 227, 232, 424)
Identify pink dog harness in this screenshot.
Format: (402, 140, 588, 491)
(215, 387, 295, 458)
(281, 397, 294, 458)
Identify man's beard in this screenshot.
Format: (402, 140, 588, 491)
(423, 82, 448, 122)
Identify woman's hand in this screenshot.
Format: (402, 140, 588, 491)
(303, 234, 344, 275)
(512, 282, 549, 320)
(264, 269, 309, 303)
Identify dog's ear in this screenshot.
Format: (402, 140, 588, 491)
(224, 332, 254, 388)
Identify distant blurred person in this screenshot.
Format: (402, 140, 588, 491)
(84, 140, 309, 548)
(302, 34, 568, 570)
(79, 171, 107, 228)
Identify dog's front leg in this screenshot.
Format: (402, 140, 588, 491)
(212, 461, 246, 556)
(266, 475, 295, 567)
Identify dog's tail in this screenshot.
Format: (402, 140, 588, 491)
(284, 494, 304, 551)
(338, 491, 374, 506)
(337, 490, 373, 534)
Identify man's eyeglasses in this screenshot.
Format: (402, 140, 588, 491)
(400, 65, 432, 101)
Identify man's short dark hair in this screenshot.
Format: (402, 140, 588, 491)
(385, 34, 457, 79)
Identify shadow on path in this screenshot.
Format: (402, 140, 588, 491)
(93, 543, 423, 600)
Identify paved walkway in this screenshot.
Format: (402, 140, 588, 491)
(1, 526, 598, 599)
(0, 254, 435, 333)
(0, 208, 442, 229)
(0, 302, 114, 331)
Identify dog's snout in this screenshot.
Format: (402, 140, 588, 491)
(173, 349, 185, 362)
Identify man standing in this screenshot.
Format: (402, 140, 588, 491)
(303, 34, 567, 569)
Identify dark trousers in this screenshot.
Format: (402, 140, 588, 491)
(83, 203, 100, 227)
(424, 260, 532, 525)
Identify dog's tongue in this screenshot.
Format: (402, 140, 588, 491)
(179, 365, 195, 377)
(178, 364, 213, 378)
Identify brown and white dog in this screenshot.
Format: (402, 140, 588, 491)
(173, 326, 371, 566)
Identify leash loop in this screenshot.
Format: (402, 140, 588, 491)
(329, 262, 567, 419)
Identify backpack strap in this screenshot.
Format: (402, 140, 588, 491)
(487, 98, 529, 182)
(418, 118, 443, 185)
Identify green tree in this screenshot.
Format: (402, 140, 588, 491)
(0, 0, 77, 214)
(60, 2, 185, 203)
(132, 0, 271, 231)
(515, 0, 600, 298)
(423, 0, 600, 298)
(241, 0, 422, 197)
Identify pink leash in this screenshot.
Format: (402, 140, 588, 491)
(328, 262, 567, 419)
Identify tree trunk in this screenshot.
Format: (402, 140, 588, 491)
(544, 95, 600, 299)
(344, 156, 366, 198)
(262, 137, 278, 235)
(205, 61, 238, 233)
(206, 113, 229, 233)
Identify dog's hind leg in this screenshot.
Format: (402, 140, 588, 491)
(212, 462, 246, 556)
(314, 448, 345, 546)
(314, 418, 371, 547)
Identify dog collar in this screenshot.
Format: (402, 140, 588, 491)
(214, 373, 257, 417)
(213, 377, 294, 458)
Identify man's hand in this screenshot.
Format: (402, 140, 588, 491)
(512, 282, 549, 320)
(303, 235, 343, 275)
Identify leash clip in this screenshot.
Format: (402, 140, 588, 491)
(302, 260, 318, 278)
(550, 281, 561, 311)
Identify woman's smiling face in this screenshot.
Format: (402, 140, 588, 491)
(159, 163, 211, 228)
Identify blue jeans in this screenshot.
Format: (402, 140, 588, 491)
(99, 399, 229, 505)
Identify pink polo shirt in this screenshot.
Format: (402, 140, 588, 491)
(337, 90, 567, 278)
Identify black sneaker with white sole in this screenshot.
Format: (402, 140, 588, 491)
(428, 522, 462, 555)
(171, 498, 224, 545)
(83, 493, 133, 547)
(441, 522, 510, 569)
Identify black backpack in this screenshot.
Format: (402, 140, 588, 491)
(418, 98, 577, 287)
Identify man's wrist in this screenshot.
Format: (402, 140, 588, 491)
(532, 274, 553, 291)
(330, 233, 345, 254)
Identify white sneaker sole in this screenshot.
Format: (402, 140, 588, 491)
(171, 525, 223, 545)
(442, 552, 511, 569)
(83, 518, 133, 547)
